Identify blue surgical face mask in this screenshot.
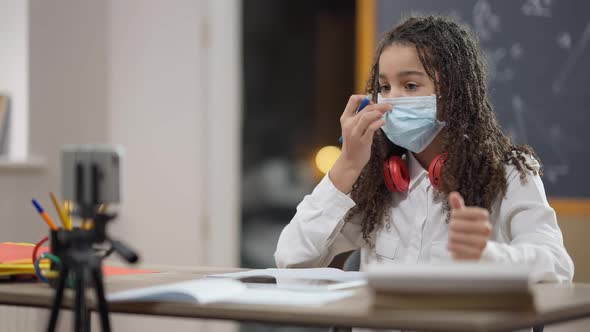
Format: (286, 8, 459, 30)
(378, 94, 445, 153)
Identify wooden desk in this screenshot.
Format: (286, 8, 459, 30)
(0, 267, 590, 332)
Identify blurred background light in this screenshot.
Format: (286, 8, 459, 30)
(315, 145, 341, 174)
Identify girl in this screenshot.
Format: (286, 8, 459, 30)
(274, 15, 573, 282)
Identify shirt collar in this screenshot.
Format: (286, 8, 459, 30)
(407, 152, 428, 191)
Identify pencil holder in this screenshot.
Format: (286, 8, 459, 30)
(48, 227, 99, 289)
(47, 229, 71, 288)
(49, 230, 61, 260)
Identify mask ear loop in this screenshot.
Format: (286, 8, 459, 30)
(435, 90, 444, 122)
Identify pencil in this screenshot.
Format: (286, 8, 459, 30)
(83, 204, 108, 230)
(49, 193, 71, 230)
(63, 200, 73, 229)
(31, 199, 59, 231)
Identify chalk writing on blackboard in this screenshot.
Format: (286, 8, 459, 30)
(557, 32, 572, 50)
(552, 21, 590, 94)
(509, 95, 527, 144)
(510, 43, 524, 59)
(473, 0, 500, 42)
(507, 95, 573, 185)
(521, 0, 553, 18)
(484, 47, 514, 82)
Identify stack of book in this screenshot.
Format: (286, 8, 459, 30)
(367, 263, 535, 311)
(0, 242, 50, 280)
(0, 242, 156, 281)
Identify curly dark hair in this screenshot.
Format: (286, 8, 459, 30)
(346, 15, 541, 243)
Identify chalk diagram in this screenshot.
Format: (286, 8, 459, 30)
(521, 0, 553, 17)
(469, 0, 588, 186)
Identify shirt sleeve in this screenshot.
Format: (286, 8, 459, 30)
(274, 173, 364, 268)
(481, 159, 575, 283)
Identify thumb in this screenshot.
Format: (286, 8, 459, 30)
(448, 191, 465, 210)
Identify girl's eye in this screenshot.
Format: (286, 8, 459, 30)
(405, 82, 418, 90)
(379, 85, 390, 93)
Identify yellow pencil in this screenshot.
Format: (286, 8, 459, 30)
(83, 204, 108, 230)
(98, 204, 108, 213)
(49, 193, 70, 230)
(63, 200, 73, 229)
(63, 200, 70, 218)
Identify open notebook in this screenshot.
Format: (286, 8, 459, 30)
(107, 278, 356, 307)
(207, 267, 367, 291)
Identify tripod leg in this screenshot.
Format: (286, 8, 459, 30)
(84, 308, 92, 332)
(47, 266, 69, 332)
(74, 268, 89, 332)
(91, 267, 111, 332)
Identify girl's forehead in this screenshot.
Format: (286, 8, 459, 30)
(378, 44, 427, 76)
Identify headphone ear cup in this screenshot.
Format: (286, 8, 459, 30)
(428, 153, 448, 191)
(383, 158, 397, 192)
(383, 156, 410, 192)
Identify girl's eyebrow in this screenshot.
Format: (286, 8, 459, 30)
(397, 70, 427, 78)
(379, 71, 427, 80)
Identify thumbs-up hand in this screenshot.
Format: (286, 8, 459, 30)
(447, 192, 492, 260)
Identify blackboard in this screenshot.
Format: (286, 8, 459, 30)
(376, 0, 590, 197)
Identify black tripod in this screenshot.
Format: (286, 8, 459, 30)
(47, 211, 138, 332)
(47, 149, 138, 332)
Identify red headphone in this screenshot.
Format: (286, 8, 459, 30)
(383, 153, 448, 192)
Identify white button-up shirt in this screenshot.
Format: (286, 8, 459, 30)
(275, 153, 574, 282)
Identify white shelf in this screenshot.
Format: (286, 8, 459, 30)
(0, 155, 46, 171)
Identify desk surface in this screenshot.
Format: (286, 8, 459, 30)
(1, 266, 590, 332)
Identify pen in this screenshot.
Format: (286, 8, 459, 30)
(49, 192, 71, 230)
(31, 199, 59, 231)
(339, 95, 372, 143)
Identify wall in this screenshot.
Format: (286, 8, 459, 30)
(0, 0, 241, 331)
(0, 0, 28, 159)
(560, 215, 590, 283)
